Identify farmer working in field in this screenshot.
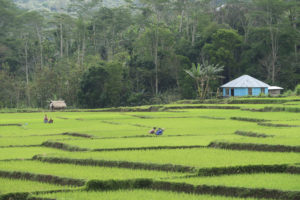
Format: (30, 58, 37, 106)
(48, 118, 54, 124)
(149, 127, 156, 134)
(44, 115, 48, 123)
(156, 128, 164, 136)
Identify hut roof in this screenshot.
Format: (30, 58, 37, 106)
(221, 75, 270, 88)
(269, 86, 283, 90)
(50, 100, 67, 108)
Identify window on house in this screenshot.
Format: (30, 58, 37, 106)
(261, 88, 265, 94)
(248, 88, 252, 95)
(226, 88, 229, 96)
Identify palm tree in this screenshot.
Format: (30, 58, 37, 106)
(185, 61, 224, 99)
(185, 63, 206, 99)
(203, 61, 224, 99)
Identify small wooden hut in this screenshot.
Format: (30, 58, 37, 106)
(268, 86, 283, 97)
(50, 100, 67, 110)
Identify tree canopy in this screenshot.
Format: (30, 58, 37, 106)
(1, 0, 300, 108)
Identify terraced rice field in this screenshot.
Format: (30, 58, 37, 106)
(37, 148, 300, 168)
(170, 173, 300, 191)
(1, 98, 300, 200)
(35, 190, 266, 200)
(0, 177, 73, 194)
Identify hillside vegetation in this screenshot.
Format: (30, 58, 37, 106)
(1, 0, 300, 109)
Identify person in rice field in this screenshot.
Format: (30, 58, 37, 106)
(48, 118, 54, 124)
(44, 115, 48, 123)
(149, 127, 156, 134)
(156, 128, 164, 136)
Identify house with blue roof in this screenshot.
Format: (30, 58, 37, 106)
(221, 75, 270, 97)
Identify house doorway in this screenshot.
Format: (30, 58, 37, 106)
(248, 88, 252, 96)
(231, 89, 235, 96)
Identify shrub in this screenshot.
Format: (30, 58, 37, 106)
(197, 164, 289, 176)
(295, 84, 300, 96)
(0, 193, 29, 200)
(234, 130, 273, 138)
(208, 142, 300, 152)
(41, 141, 88, 152)
(127, 92, 150, 106)
(86, 179, 152, 191)
(230, 117, 269, 123)
(132, 179, 153, 189)
(77, 178, 300, 200)
(259, 92, 267, 97)
(86, 180, 123, 191)
(283, 89, 294, 97)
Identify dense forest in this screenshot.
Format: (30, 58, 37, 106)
(0, 0, 300, 108)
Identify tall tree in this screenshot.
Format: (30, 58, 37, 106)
(203, 29, 242, 81)
(69, 0, 103, 66)
(251, 0, 286, 84)
(140, 0, 170, 95)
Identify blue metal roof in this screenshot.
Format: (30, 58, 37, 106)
(221, 75, 270, 88)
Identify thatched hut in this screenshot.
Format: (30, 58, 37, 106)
(50, 100, 67, 110)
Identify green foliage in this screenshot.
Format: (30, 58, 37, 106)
(42, 141, 88, 152)
(208, 141, 300, 153)
(104, 62, 124, 106)
(202, 29, 242, 81)
(185, 62, 223, 99)
(1, 0, 300, 108)
(295, 85, 300, 96)
(234, 131, 273, 138)
(31, 68, 61, 108)
(230, 117, 269, 123)
(197, 165, 289, 176)
(283, 90, 295, 97)
(86, 179, 131, 191)
(0, 192, 29, 200)
(78, 61, 108, 108)
(78, 58, 126, 108)
(0, 71, 18, 108)
(86, 179, 153, 191)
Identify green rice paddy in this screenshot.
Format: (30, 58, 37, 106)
(43, 148, 300, 168)
(0, 147, 66, 160)
(170, 173, 300, 191)
(35, 190, 264, 200)
(0, 135, 73, 147)
(0, 177, 72, 194)
(1, 98, 300, 199)
(59, 135, 243, 149)
(0, 160, 187, 180)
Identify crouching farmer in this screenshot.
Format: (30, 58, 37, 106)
(149, 127, 156, 134)
(156, 128, 164, 136)
(44, 115, 48, 123)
